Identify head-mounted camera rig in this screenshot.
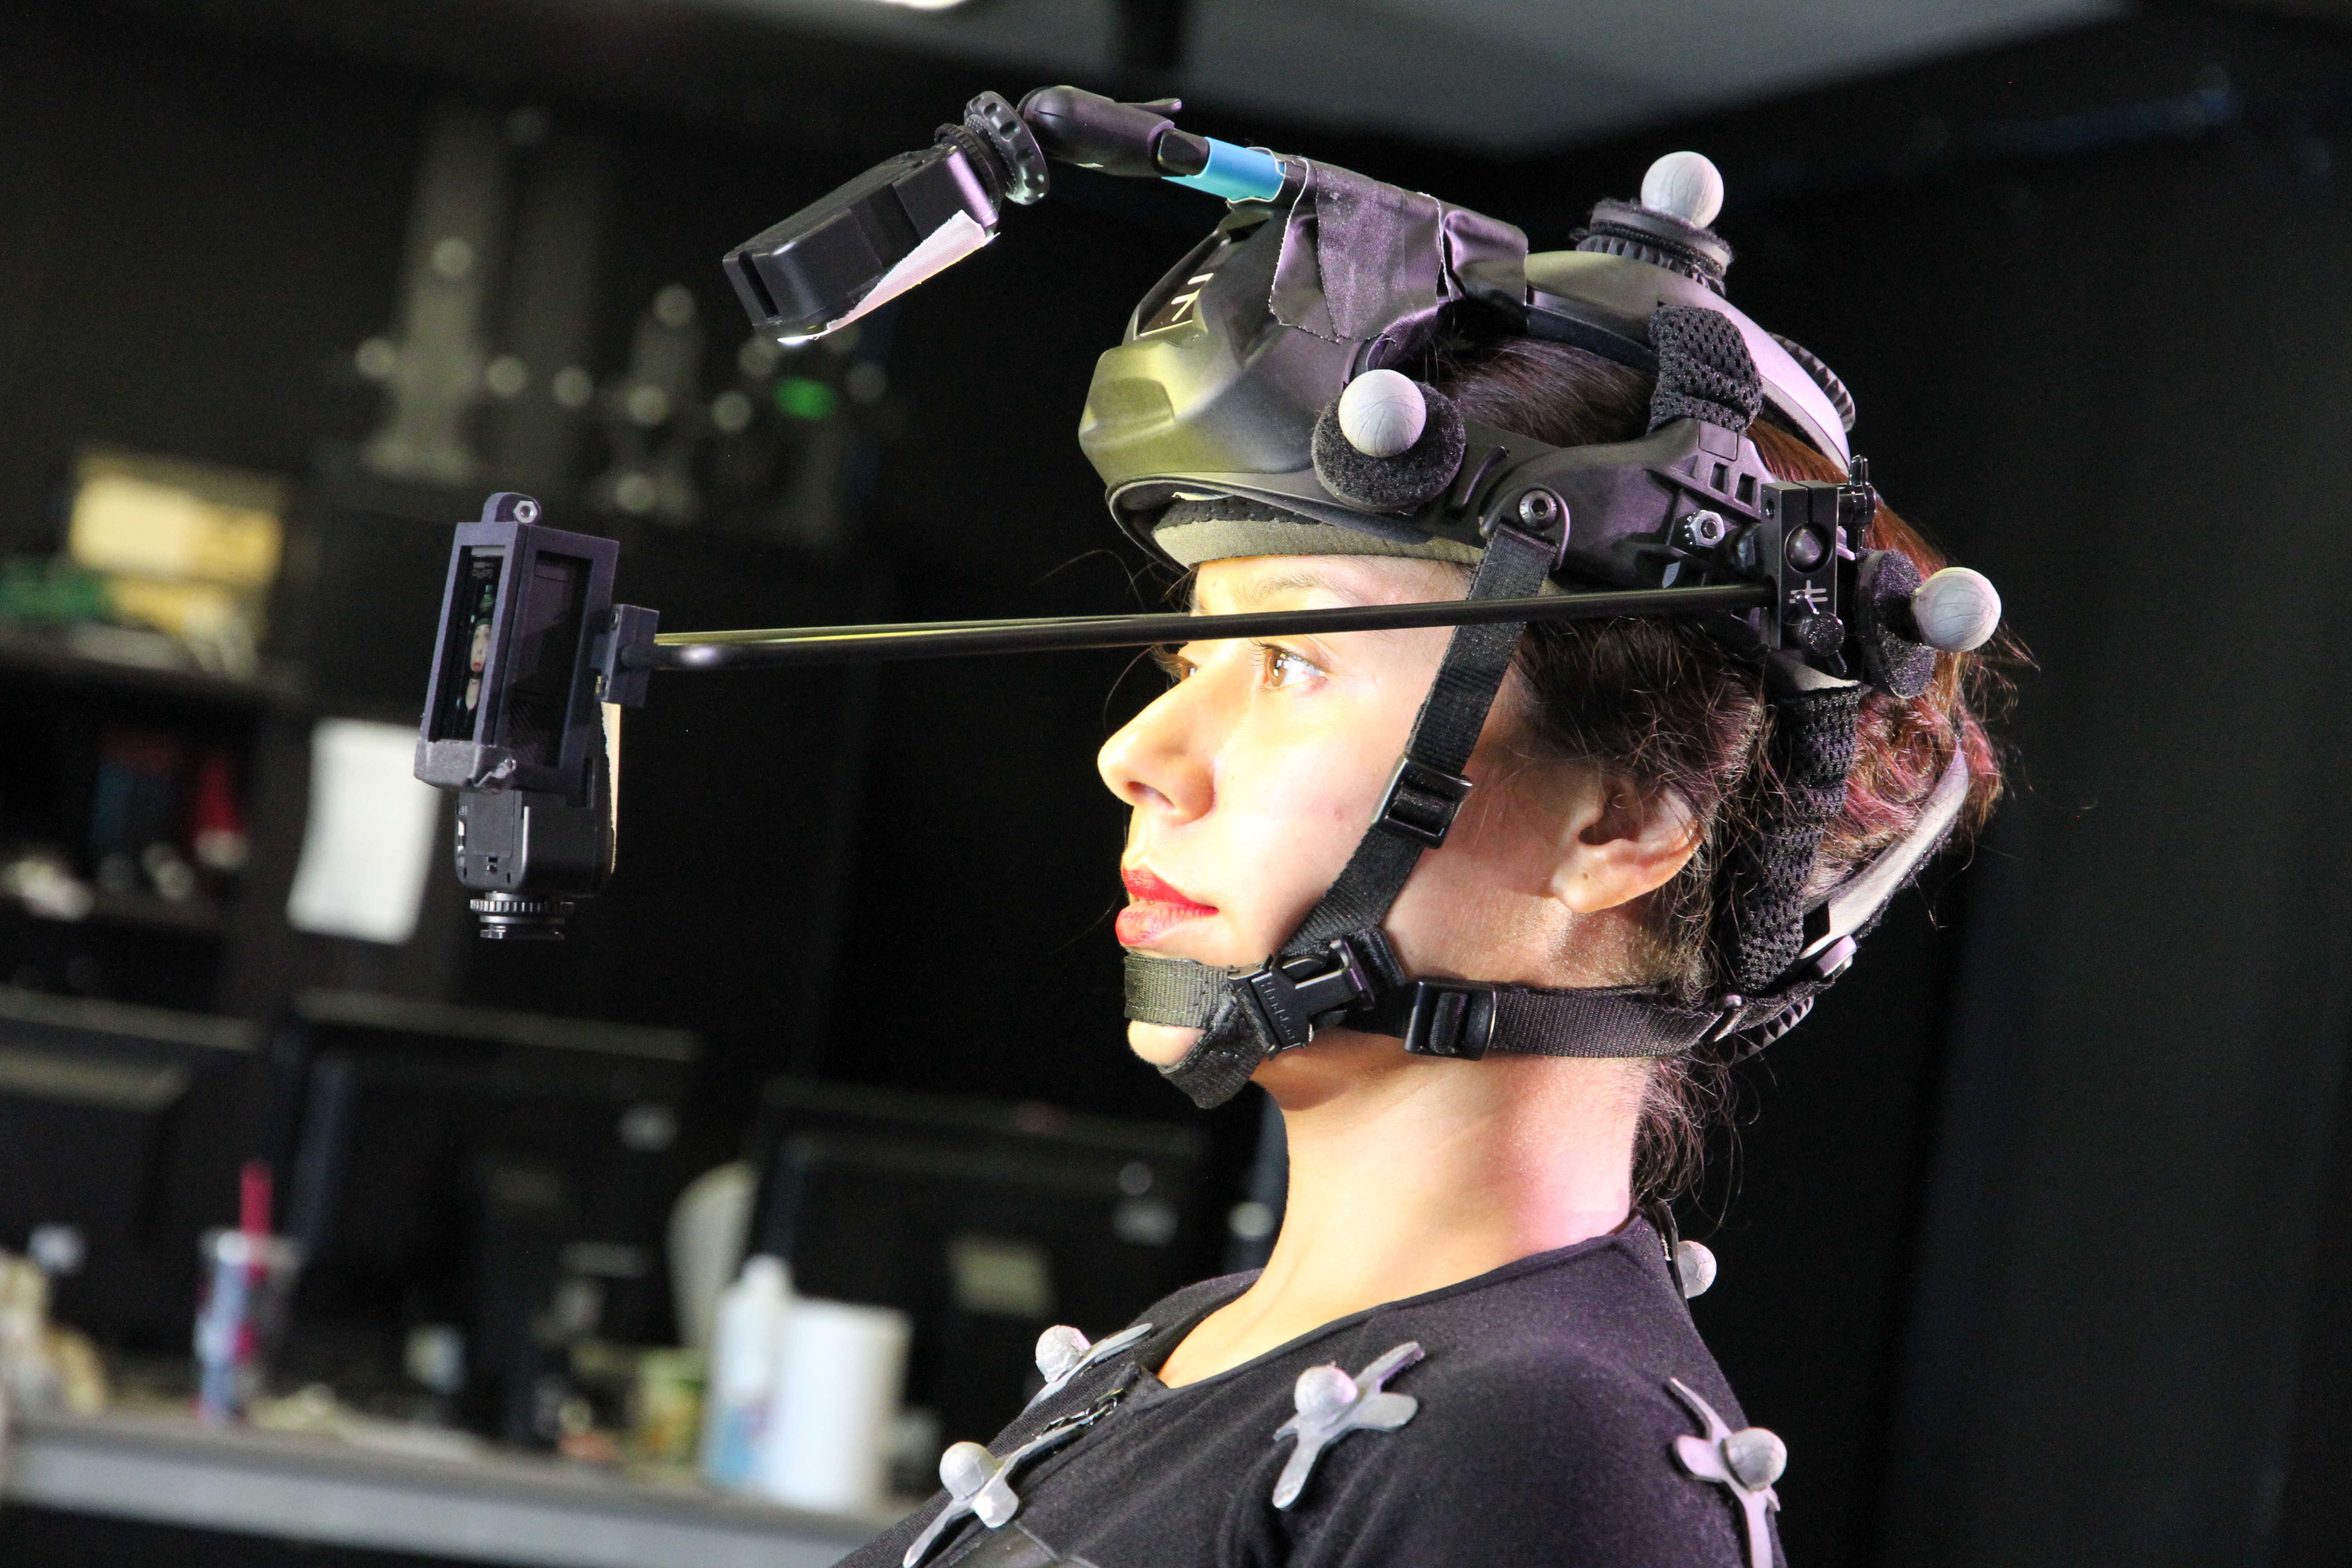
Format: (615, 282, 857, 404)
(416, 88, 2001, 1101)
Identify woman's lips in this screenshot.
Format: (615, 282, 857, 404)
(1118, 865, 1218, 947)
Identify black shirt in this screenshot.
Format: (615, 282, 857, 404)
(842, 1219, 1787, 1568)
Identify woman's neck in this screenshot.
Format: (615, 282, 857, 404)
(1155, 1034, 1643, 1388)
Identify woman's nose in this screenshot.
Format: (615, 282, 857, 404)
(1098, 675, 1216, 823)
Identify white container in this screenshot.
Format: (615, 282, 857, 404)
(668, 1162, 755, 1355)
(755, 1298, 911, 1515)
(699, 1255, 792, 1491)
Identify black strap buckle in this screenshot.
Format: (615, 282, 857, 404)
(1239, 937, 1379, 1050)
(1401, 979, 1498, 1060)
(1373, 757, 1475, 848)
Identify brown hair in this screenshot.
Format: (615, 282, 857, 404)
(1422, 332, 2008, 1200)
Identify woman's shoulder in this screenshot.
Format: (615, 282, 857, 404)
(1367, 1232, 1745, 1446)
(1261, 1231, 1775, 1567)
(1365, 1223, 1715, 1372)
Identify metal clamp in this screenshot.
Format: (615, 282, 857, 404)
(1400, 979, 1498, 1059)
(1372, 756, 1474, 848)
(1239, 937, 1379, 1050)
(595, 604, 661, 710)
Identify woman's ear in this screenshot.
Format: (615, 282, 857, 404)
(1545, 772, 1701, 915)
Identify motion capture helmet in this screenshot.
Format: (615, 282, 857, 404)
(1044, 112, 1992, 1107)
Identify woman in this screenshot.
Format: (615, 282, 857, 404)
(855, 150, 2002, 1568)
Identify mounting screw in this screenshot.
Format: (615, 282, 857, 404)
(1679, 509, 1728, 549)
(1516, 488, 1564, 535)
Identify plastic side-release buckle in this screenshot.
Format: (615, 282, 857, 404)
(1240, 937, 1379, 1050)
(1372, 756, 1475, 847)
(1401, 979, 1497, 1060)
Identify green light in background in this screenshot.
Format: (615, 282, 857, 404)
(775, 377, 838, 421)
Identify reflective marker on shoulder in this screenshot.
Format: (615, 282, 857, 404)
(1911, 567, 2002, 652)
(1675, 1239, 1718, 1299)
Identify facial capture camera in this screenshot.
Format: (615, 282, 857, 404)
(415, 492, 655, 938)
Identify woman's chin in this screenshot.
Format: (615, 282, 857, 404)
(1127, 1020, 1201, 1067)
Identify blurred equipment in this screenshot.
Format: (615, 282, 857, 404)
(756, 1295, 911, 1514)
(357, 104, 513, 486)
(192, 1160, 302, 1425)
(700, 1252, 791, 1491)
(65, 448, 288, 680)
(743, 1078, 1202, 1448)
(284, 718, 443, 945)
(669, 1161, 755, 1356)
(0, 1245, 109, 1418)
(0, 988, 264, 1348)
(627, 1344, 706, 1465)
(695, 1248, 913, 1511)
(272, 990, 696, 1445)
(589, 285, 707, 527)
(0, 544, 293, 1013)
(355, 104, 615, 493)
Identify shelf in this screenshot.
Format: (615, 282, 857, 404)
(0, 626, 304, 711)
(5, 890, 230, 938)
(4, 1406, 894, 1568)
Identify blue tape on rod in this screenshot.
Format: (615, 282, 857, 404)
(1164, 141, 1286, 203)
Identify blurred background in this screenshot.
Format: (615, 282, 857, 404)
(0, 1, 2347, 1565)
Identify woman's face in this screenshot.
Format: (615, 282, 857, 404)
(1099, 554, 1634, 1069)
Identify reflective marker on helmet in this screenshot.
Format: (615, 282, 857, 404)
(1336, 370, 1427, 457)
(1911, 567, 2002, 652)
(1639, 151, 1725, 228)
(1163, 139, 1286, 203)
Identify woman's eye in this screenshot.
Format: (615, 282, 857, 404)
(1257, 645, 1319, 689)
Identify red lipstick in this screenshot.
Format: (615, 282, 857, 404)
(1118, 865, 1218, 947)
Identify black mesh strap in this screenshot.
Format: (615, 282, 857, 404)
(1647, 304, 1763, 434)
(1717, 675, 1864, 992)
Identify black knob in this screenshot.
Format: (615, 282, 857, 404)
(1794, 614, 1846, 659)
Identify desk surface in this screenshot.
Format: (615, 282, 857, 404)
(2, 1407, 893, 1568)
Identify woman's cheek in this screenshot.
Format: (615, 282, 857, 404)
(1219, 736, 1372, 942)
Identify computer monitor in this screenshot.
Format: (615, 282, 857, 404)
(0, 986, 265, 1348)
(745, 1078, 1205, 1446)
(274, 990, 697, 1441)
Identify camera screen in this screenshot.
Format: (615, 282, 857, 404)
(429, 549, 505, 744)
(500, 553, 591, 770)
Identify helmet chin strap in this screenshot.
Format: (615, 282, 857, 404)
(1122, 314, 1976, 1111)
(1126, 504, 1563, 1108)
(1122, 526, 1977, 1110)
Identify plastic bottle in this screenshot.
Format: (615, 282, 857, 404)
(699, 1254, 792, 1490)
